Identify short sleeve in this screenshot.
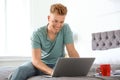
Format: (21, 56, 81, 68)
(31, 31, 41, 48)
(63, 24, 74, 44)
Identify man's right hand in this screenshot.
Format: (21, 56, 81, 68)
(32, 48, 53, 75)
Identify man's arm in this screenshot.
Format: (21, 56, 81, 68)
(66, 43, 80, 57)
(31, 48, 53, 75)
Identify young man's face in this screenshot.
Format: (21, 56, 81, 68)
(48, 13, 66, 34)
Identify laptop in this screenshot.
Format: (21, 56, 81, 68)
(49, 57, 95, 77)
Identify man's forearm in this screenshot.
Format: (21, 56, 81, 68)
(68, 50, 80, 58)
(32, 60, 53, 75)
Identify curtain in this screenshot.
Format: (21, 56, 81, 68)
(0, 0, 31, 56)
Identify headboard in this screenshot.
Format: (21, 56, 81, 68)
(92, 30, 120, 50)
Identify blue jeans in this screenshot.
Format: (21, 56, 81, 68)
(9, 61, 55, 80)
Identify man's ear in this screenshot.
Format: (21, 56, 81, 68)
(48, 15, 50, 21)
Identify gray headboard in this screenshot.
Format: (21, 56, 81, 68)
(92, 30, 120, 50)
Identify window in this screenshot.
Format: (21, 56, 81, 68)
(0, 0, 31, 56)
(0, 0, 5, 56)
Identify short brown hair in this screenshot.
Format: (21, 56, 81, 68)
(50, 3, 67, 15)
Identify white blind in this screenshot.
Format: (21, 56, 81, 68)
(0, 0, 31, 56)
(0, 0, 5, 55)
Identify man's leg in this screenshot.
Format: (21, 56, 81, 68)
(9, 61, 38, 80)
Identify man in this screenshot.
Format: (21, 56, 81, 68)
(9, 3, 79, 80)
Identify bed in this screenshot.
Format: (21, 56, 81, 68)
(1, 64, 120, 80)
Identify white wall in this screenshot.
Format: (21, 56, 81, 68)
(30, 0, 120, 64)
(30, 0, 55, 30)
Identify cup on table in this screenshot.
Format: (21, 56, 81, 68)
(100, 64, 111, 76)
